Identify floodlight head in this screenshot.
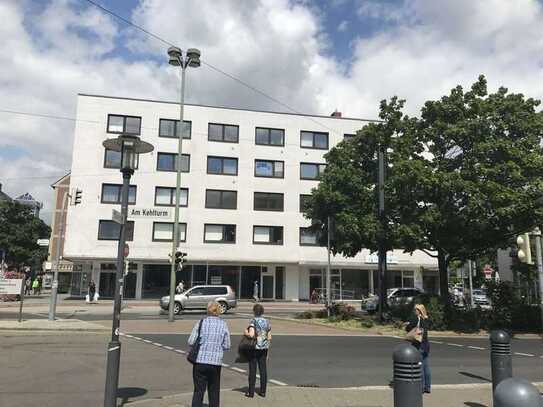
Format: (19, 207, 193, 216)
(187, 48, 201, 68)
(167, 46, 182, 66)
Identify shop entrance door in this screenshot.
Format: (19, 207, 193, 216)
(262, 274, 274, 300)
(99, 272, 116, 298)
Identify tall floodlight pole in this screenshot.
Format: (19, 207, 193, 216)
(102, 135, 153, 407)
(167, 46, 201, 323)
(48, 191, 70, 320)
(377, 147, 387, 322)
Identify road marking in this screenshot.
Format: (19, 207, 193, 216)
(164, 346, 174, 350)
(446, 343, 464, 347)
(222, 363, 230, 368)
(143, 339, 151, 343)
(514, 352, 535, 357)
(152, 342, 163, 347)
(270, 379, 288, 386)
(430, 340, 443, 344)
(231, 367, 246, 373)
(468, 346, 486, 350)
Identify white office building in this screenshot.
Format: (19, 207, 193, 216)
(64, 94, 438, 301)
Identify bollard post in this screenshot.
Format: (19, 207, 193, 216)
(393, 343, 423, 407)
(490, 329, 513, 398)
(494, 378, 542, 407)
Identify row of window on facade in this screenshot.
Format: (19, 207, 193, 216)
(104, 148, 327, 180)
(101, 183, 313, 212)
(97, 220, 322, 246)
(107, 114, 357, 149)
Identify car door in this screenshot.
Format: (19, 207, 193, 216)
(185, 287, 205, 309)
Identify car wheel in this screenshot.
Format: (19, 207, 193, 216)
(218, 301, 228, 315)
(174, 302, 182, 315)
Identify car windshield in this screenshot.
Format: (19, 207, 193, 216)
(473, 289, 486, 295)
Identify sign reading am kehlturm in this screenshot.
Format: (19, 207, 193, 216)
(128, 208, 173, 220)
(0, 279, 23, 295)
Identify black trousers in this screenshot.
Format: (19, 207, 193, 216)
(248, 349, 268, 395)
(192, 363, 221, 407)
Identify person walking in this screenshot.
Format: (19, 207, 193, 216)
(253, 280, 259, 302)
(88, 280, 96, 303)
(24, 277, 32, 296)
(176, 280, 185, 294)
(405, 303, 431, 394)
(32, 278, 39, 295)
(188, 301, 231, 407)
(244, 303, 272, 398)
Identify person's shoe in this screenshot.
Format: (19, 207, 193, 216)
(257, 392, 266, 397)
(244, 392, 254, 398)
(424, 389, 431, 394)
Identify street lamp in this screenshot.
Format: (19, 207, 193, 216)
(102, 134, 153, 407)
(166, 46, 201, 323)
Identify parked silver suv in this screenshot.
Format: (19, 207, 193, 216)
(160, 285, 237, 315)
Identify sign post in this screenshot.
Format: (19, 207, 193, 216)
(18, 277, 25, 322)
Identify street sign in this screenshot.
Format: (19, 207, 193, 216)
(128, 207, 172, 220)
(37, 239, 50, 247)
(0, 279, 23, 295)
(112, 209, 123, 225)
(124, 244, 129, 257)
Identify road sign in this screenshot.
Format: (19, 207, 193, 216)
(124, 244, 129, 257)
(37, 239, 50, 247)
(112, 209, 123, 225)
(128, 207, 172, 220)
(0, 279, 23, 295)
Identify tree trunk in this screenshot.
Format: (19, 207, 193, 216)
(438, 250, 449, 303)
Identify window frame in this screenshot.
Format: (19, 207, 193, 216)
(208, 123, 240, 143)
(299, 226, 320, 246)
(343, 133, 356, 140)
(158, 118, 192, 139)
(156, 152, 191, 172)
(100, 183, 137, 205)
(253, 192, 284, 212)
(154, 186, 189, 207)
(253, 225, 284, 245)
(206, 156, 239, 176)
(255, 127, 285, 147)
(254, 159, 284, 179)
(203, 224, 237, 244)
(300, 162, 326, 180)
(106, 114, 142, 135)
(103, 148, 139, 169)
(97, 220, 134, 241)
(151, 222, 187, 242)
(300, 130, 329, 150)
(205, 189, 238, 210)
(299, 194, 312, 213)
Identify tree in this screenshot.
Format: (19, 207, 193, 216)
(306, 76, 543, 302)
(0, 201, 50, 271)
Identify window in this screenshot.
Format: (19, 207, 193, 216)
(299, 227, 320, 246)
(107, 114, 141, 135)
(255, 159, 284, 178)
(253, 226, 283, 245)
(101, 184, 137, 204)
(152, 222, 186, 242)
(205, 190, 237, 209)
(344, 133, 356, 140)
(255, 127, 284, 146)
(98, 220, 134, 241)
(300, 131, 328, 149)
(254, 192, 284, 211)
(300, 163, 326, 180)
(157, 152, 190, 172)
(207, 156, 238, 175)
(208, 123, 239, 143)
(204, 224, 236, 243)
(159, 119, 192, 139)
(202, 287, 228, 295)
(300, 194, 311, 213)
(104, 148, 139, 169)
(154, 187, 188, 207)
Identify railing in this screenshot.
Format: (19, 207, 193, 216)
(312, 288, 367, 303)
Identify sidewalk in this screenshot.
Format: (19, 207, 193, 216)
(125, 383, 543, 407)
(0, 318, 108, 332)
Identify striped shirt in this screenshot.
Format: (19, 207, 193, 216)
(188, 316, 231, 366)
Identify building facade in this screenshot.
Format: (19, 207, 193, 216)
(63, 94, 438, 300)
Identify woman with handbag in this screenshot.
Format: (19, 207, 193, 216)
(244, 303, 271, 398)
(187, 301, 231, 407)
(405, 303, 431, 394)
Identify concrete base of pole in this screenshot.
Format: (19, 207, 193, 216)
(104, 340, 121, 407)
(48, 285, 58, 321)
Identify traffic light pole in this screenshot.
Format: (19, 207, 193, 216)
(377, 148, 387, 323)
(533, 231, 543, 331)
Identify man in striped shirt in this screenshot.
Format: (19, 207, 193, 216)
(188, 301, 231, 407)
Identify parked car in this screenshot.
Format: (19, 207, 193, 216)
(160, 285, 237, 315)
(361, 287, 424, 313)
(471, 288, 491, 308)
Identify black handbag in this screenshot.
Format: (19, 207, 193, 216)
(238, 326, 257, 352)
(187, 319, 203, 364)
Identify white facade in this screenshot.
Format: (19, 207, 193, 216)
(64, 94, 438, 300)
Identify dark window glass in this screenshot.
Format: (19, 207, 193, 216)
(255, 127, 285, 146)
(300, 131, 329, 149)
(255, 160, 284, 178)
(205, 190, 237, 209)
(207, 156, 238, 175)
(254, 192, 284, 211)
(101, 184, 137, 204)
(344, 133, 356, 140)
(208, 123, 239, 143)
(159, 119, 191, 139)
(98, 220, 134, 241)
(299, 227, 319, 246)
(253, 226, 283, 245)
(154, 187, 188, 207)
(152, 222, 186, 242)
(107, 114, 141, 135)
(104, 149, 121, 168)
(204, 224, 236, 243)
(300, 163, 326, 180)
(157, 152, 190, 172)
(203, 287, 228, 295)
(300, 194, 311, 212)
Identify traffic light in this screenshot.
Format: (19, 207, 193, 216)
(73, 189, 82, 205)
(174, 251, 187, 270)
(516, 233, 533, 264)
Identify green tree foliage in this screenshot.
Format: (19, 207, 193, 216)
(306, 76, 543, 301)
(0, 201, 50, 270)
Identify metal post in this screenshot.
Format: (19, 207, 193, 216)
(490, 329, 513, 399)
(49, 192, 70, 321)
(326, 216, 332, 316)
(468, 260, 474, 308)
(392, 343, 423, 407)
(169, 64, 186, 323)
(377, 148, 387, 322)
(104, 170, 131, 407)
(494, 377, 542, 407)
(18, 276, 25, 322)
(534, 232, 543, 332)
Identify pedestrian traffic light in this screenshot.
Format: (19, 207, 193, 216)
(174, 251, 187, 269)
(73, 189, 82, 205)
(516, 233, 533, 264)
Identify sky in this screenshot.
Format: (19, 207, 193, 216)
(2, 0, 543, 224)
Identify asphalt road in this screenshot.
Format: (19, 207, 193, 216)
(131, 333, 542, 388)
